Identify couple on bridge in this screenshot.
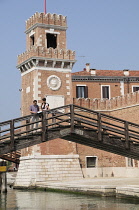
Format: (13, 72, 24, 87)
(29, 98, 49, 129)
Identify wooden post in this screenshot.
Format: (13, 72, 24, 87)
(42, 111, 47, 142)
(70, 104, 74, 133)
(1, 173, 7, 193)
(97, 112, 102, 141)
(125, 121, 130, 149)
(0, 161, 7, 193)
(10, 120, 14, 151)
(52, 112, 56, 127)
(26, 119, 30, 132)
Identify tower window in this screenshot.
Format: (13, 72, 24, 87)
(47, 33, 57, 49)
(76, 86, 88, 98)
(30, 35, 35, 46)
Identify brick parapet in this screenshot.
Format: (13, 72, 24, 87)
(26, 12, 67, 31)
(73, 91, 139, 110)
(17, 47, 75, 65)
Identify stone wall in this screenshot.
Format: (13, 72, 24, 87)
(82, 167, 139, 178)
(14, 155, 83, 187)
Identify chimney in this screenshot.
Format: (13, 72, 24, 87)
(86, 63, 90, 72)
(123, 69, 129, 76)
(90, 69, 96, 76)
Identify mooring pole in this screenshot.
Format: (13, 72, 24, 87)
(1, 173, 7, 193)
(0, 161, 7, 193)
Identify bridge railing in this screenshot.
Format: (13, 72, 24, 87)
(0, 104, 139, 153)
(0, 104, 72, 145)
(73, 105, 139, 148)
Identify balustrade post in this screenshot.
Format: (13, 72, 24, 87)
(42, 111, 48, 142)
(125, 121, 130, 149)
(70, 104, 74, 133)
(52, 112, 56, 127)
(10, 120, 14, 151)
(26, 119, 30, 132)
(97, 113, 102, 141)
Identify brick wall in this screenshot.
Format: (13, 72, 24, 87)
(76, 144, 126, 168)
(26, 13, 67, 31)
(73, 90, 139, 111)
(18, 11, 139, 175)
(17, 48, 75, 65)
(21, 139, 77, 157)
(72, 80, 139, 99)
(72, 92, 139, 169)
(21, 70, 73, 116)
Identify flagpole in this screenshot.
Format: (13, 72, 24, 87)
(44, 0, 46, 14)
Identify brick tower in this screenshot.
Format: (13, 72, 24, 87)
(15, 13, 83, 187)
(17, 12, 76, 116)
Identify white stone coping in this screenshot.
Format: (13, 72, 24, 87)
(21, 66, 72, 76)
(20, 154, 79, 161)
(36, 182, 116, 194)
(116, 186, 139, 193)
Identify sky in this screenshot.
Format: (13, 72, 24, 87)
(1, 0, 139, 122)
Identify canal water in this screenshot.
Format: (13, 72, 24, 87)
(0, 187, 139, 210)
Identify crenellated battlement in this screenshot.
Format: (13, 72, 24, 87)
(73, 91, 139, 111)
(17, 46, 75, 65)
(26, 12, 67, 30)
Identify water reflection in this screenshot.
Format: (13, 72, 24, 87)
(0, 187, 139, 210)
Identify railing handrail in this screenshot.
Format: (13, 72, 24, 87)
(1, 104, 139, 160)
(1, 103, 138, 129)
(74, 104, 125, 123)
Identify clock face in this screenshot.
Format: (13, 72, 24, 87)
(47, 75, 62, 90)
